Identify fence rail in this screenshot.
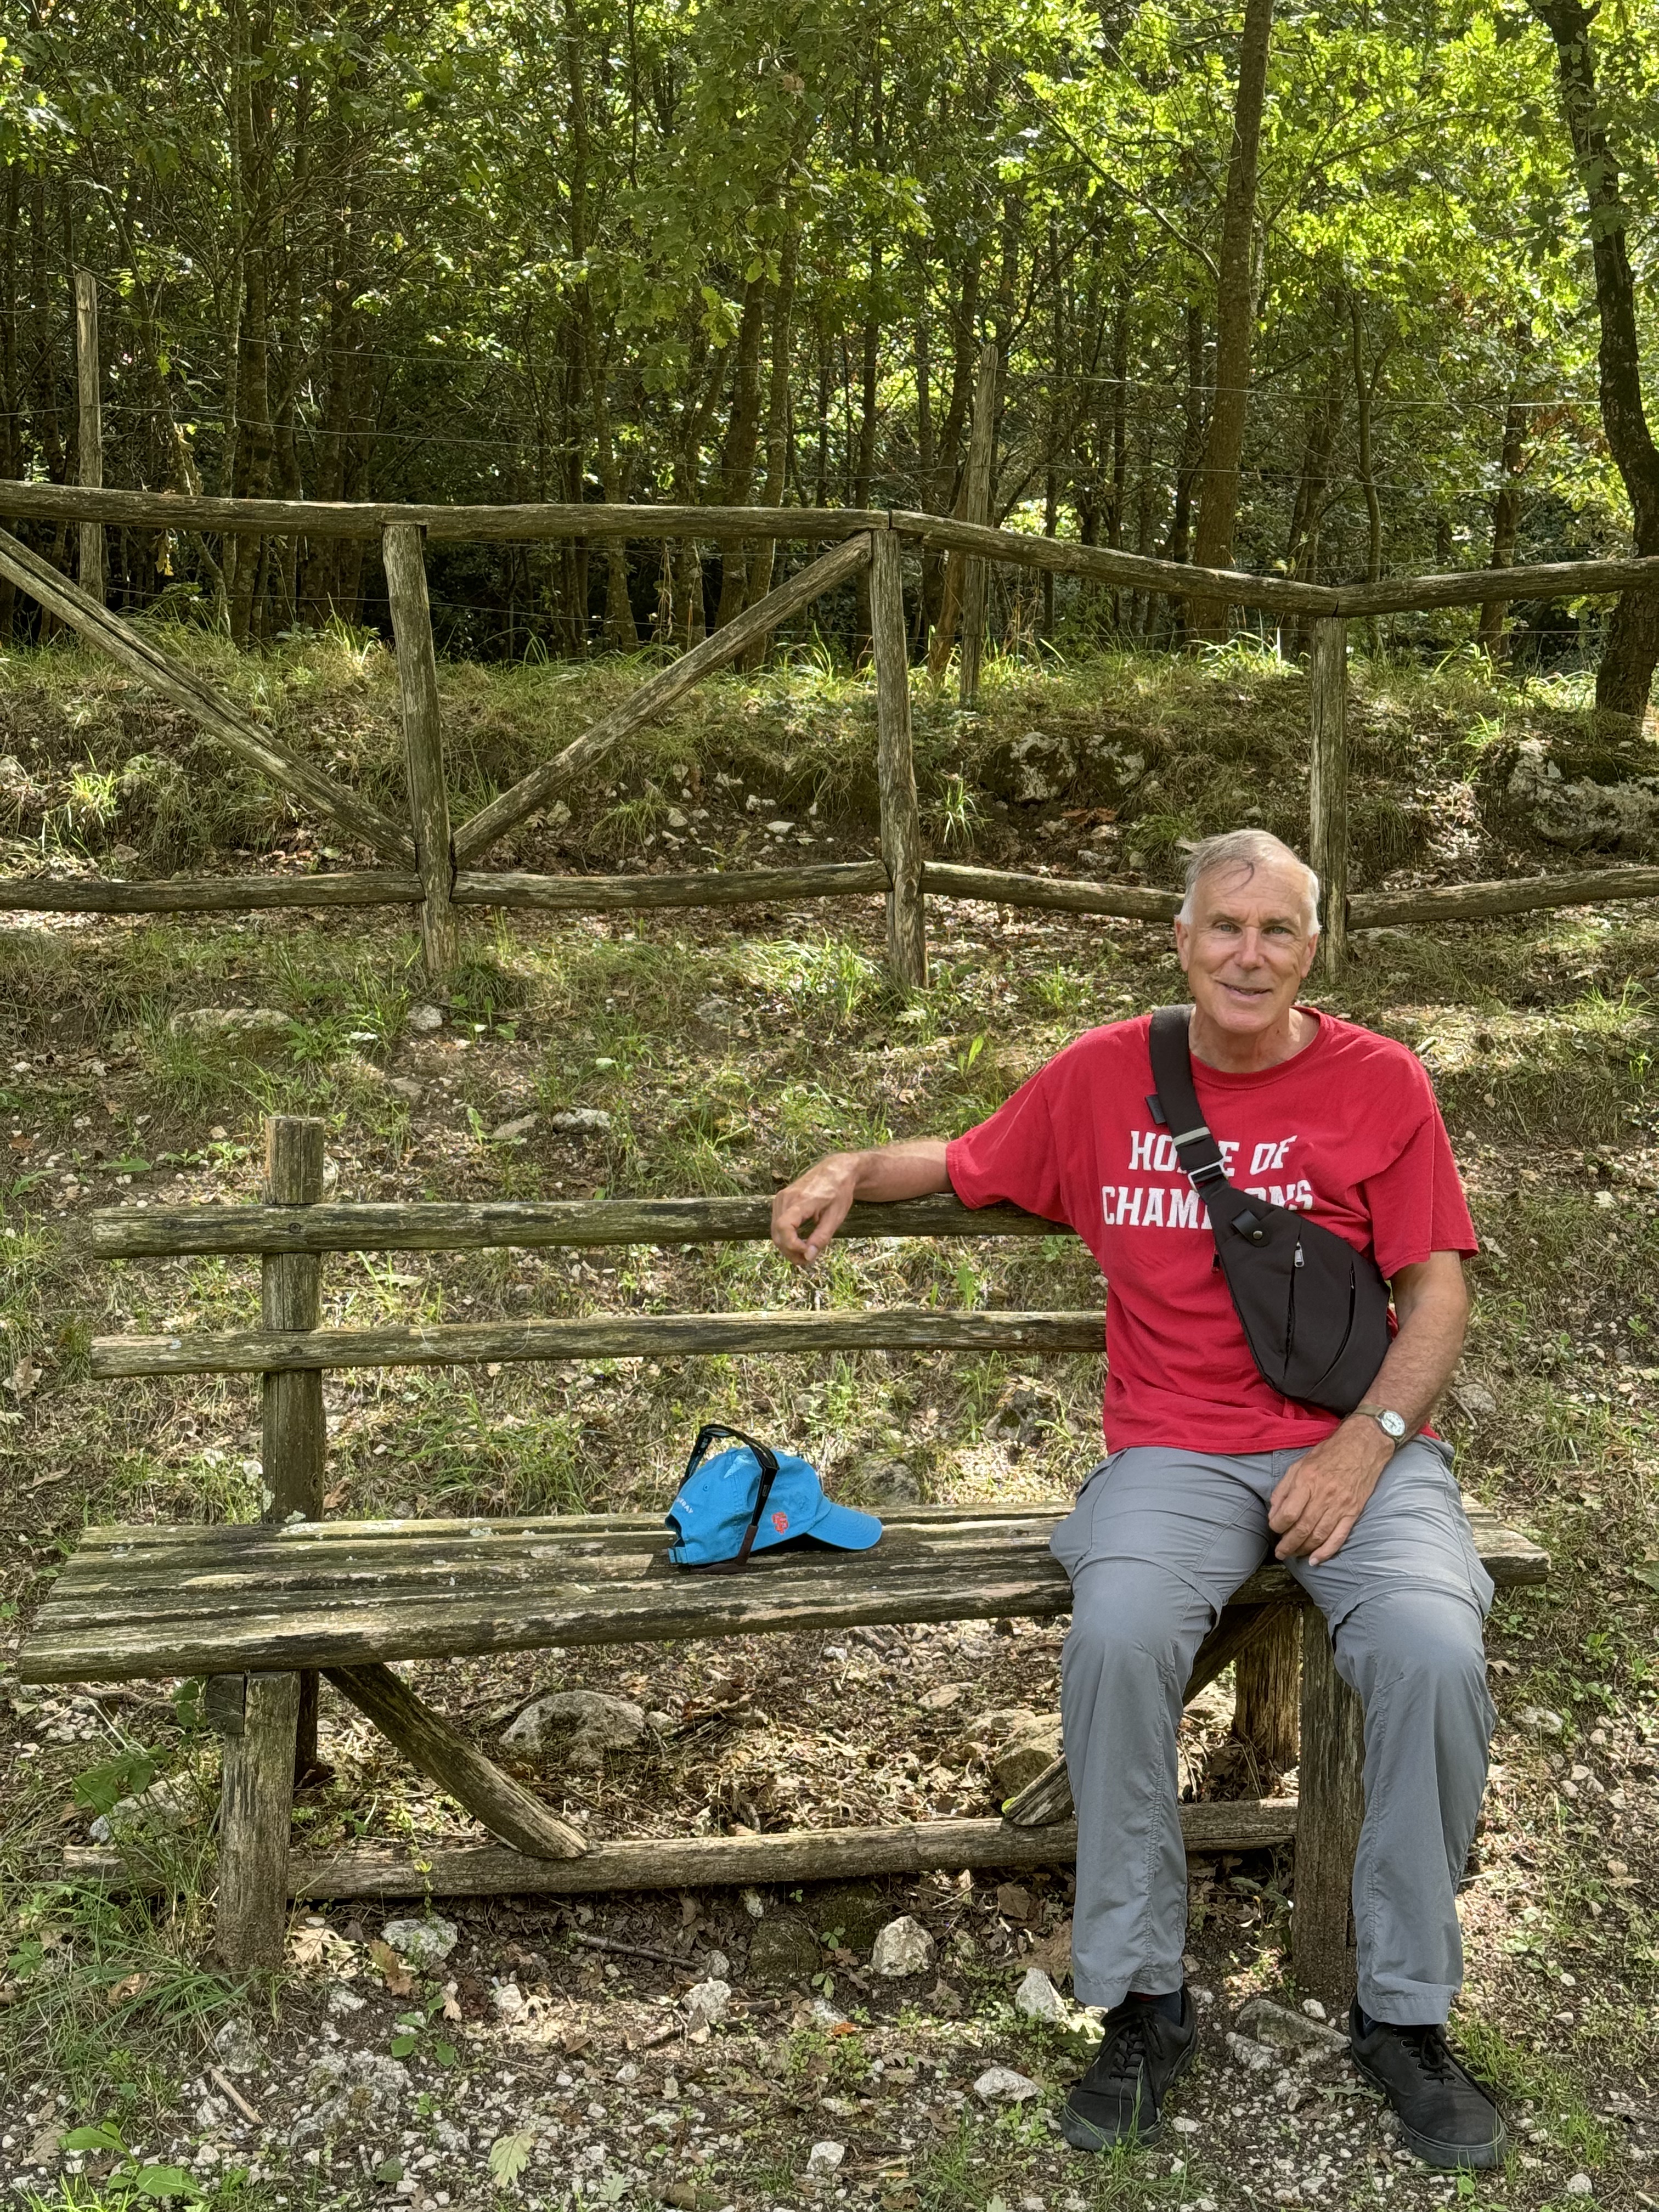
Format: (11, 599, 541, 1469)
(5, 469, 1659, 980)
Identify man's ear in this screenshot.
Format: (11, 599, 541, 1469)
(1173, 921, 1192, 975)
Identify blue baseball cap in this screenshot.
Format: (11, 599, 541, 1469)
(665, 1427, 882, 1569)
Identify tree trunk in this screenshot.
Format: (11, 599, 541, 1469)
(712, 274, 768, 629)
(1477, 385, 1530, 662)
(1188, 0, 1276, 638)
(742, 229, 798, 667)
(1531, 0, 1659, 729)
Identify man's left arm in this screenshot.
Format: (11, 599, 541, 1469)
(1267, 1251, 1469, 1565)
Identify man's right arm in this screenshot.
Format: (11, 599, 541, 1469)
(770, 1140, 952, 1267)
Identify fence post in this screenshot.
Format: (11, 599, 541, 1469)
(74, 270, 104, 607)
(1293, 1605, 1365, 1997)
(957, 343, 999, 707)
(1232, 1605, 1301, 1773)
(262, 1114, 326, 1782)
(871, 529, 927, 988)
(1308, 615, 1348, 977)
(383, 522, 457, 979)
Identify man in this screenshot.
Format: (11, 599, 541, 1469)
(771, 829, 1503, 2170)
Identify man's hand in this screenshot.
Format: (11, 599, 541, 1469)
(771, 1138, 953, 1268)
(771, 1152, 862, 1267)
(1268, 1417, 1395, 1565)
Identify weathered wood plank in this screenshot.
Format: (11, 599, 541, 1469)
(1291, 1606, 1366, 1995)
(871, 528, 927, 985)
(1349, 866, 1659, 929)
(64, 1798, 1301, 1899)
(0, 871, 424, 913)
(0, 483, 890, 545)
(452, 536, 872, 866)
(89, 1190, 1066, 1260)
(452, 860, 888, 912)
(215, 1672, 298, 1971)
(0, 526, 415, 864)
(923, 862, 1182, 922)
(324, 1662, 586, 1859)
(261, 1117, 326, 1779)
(89, 1307, 1105, 1379)
(74, 270, 104, 606)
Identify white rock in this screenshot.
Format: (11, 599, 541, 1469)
(703, 1950, 730, 1979)
(386, 1078, 424, 1104)
(806, 2142, 845, 2177)
(1300, 1998, 1328, 2022)
(1517, 1706, 1565, 1736)
(89, 1778, 195, 1844)
(1226, 2032, 1278, 2074)
(381, 1915, 458, 1969)
(918, 1683, 968, 1711)
(974, 2066, 1041, 2104)
(665, 809, 689, 830)
(765, 820, 796, 836)
(1014, 1967, 1066, 2024)
(324, 1981, 366, 2017)
(1235, 1997, 1347, 2055)
(212, 2016, 264, 2075)
(1271, 2068, 1307, 2111)
(684, 1978, 731, 2032)
(1171, 2117, 1200, 2136)
(870, 1916, 936, 1978)
(547, 1107, 613, 1134)
(294, 2050, 408, 2138)
(809, 1997, 849, 2029)
(408, 1005, 444, 1031)
(489, 1114, 537, 1142)
(1565, 2177, 1593, 2198)
(492, 1982, 525, 2020)
(500, 1690, 645, 1768)
(169, 1006, 296, 1040)
(741, 1888, 765, 1920)
(1452, 1382, 1498, 1422)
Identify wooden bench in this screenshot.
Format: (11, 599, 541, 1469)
(29, 1114, 1548, 1996)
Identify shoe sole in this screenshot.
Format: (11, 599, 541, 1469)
(1059, 2036, 1197, 2153)
(1348, 2046, 1509, 2171)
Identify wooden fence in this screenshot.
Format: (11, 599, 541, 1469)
(3, 475, 1658, 981)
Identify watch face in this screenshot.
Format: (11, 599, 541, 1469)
(1380, 1409, 1408, 1440)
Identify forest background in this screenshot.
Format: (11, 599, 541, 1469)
(2, 0, 1658, 699)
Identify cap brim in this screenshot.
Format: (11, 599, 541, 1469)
(804, 1500, 884, 1552)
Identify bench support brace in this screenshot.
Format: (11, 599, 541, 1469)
(324, 1662, 588, 1861)
(216, 1671, 300, 1972)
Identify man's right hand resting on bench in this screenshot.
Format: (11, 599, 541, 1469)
(770, 1139, 949, 1267)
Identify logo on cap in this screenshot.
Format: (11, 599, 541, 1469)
(771, 1510, 790, 1533)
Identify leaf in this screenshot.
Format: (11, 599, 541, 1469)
(63, 2125, 127, 2153)
(72, 1751, 156, 1819)
(374, 2160, 404, 2185)
(488, 2130, 535, 2187)
(110, 1157, 151, 1175)
(369, 1938, 415, 1994)
(106, 1971, 153, 2006)
(433, 2040, 458, 2068)
(1629, 1566, 1659, 1594)
(133, 2166, 195, 2197)
(390, 2033, 419, 2057)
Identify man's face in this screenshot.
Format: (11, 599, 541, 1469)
(1173, 859, 1318, 1039)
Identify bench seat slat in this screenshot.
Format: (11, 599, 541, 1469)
(18, 1502, 1549, 1685)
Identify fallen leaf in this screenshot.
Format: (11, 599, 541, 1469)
(106, 1971, 151, 2005)
(7, 1357, 37, 1399)
(487, 2131, 534, 2188)
(368, 1938, 414, 1995)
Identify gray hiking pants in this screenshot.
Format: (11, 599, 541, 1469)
(1051, 1438, 1496, 2025)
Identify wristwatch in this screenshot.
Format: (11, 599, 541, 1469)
(1353, 1403, 1410, 1445)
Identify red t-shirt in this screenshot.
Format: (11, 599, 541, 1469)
(945, 1009, 1477, 1453)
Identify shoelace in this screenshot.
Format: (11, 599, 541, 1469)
(1394, 2025, 1461, 2085)
(1091, 2007, 1158, 2094)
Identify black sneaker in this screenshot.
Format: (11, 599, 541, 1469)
(1348, 2001, 1508, 2169)
(1060, 1993, 1197, 2151)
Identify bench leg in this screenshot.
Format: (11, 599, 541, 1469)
(1233, 1604, 1301, 1774)
(216, 1672, 300, 1972)
(1293, 1606, 1364, 2000)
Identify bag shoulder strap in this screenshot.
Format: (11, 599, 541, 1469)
(1146, 1006, 1228, 1191)
(680, 1423, 782, 1575)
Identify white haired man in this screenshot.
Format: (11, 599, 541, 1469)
(772, 829, 1504, 2170)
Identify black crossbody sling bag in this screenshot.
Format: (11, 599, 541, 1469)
(1146, 1006, 1392, 1415)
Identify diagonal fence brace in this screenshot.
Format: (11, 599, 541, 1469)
(0, 525, 415, 865)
